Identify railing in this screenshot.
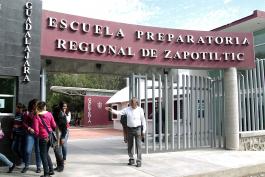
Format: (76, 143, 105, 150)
(238, 59, 265, 132)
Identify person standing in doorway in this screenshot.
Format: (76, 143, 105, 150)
(105, 97, 146, 167)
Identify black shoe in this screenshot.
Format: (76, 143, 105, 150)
(21, 167, 29, 173)
(49, 171, 55, 175)
(36, 168, 41, 173)
(40, 175, 51, 177)
(57, 166, 64, 172)
(128, 159, 135, 165)
(136, 161, 142, 167)
(7, 164, 15, 173)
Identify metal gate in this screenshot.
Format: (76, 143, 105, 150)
(238, 59, 265, 132)
(129, 73, 224, 153)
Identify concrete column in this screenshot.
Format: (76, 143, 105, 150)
(40, 67, 46, 102)
(224, 67, 239, 150)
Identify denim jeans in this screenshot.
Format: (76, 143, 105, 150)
(11, 134, 25, 162)
(61, 130, 69, 160)
(39, 138, 53, 175)
(24, 134, 41, 168)
(0, 153, 13, 167)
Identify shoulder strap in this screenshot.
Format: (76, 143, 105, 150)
(39, 115, 50, 134)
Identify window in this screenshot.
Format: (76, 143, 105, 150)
(0, 77, 16, 116)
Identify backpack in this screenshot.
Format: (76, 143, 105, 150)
(120, 114, 127, 126)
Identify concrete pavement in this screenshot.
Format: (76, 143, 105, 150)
(1, 127, 265, 177)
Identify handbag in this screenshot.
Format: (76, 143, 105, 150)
(39, 115, 57, 148)
(120, 114, 127, 127)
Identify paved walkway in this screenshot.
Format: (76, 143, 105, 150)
(1, 127, 265, 177)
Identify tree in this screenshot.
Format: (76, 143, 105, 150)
(46, 73, 126, 112)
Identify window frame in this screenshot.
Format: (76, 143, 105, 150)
(0, 76, 16, 116)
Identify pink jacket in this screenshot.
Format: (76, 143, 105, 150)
(23, 111, 35, 131)
(33, 111, 56, 139)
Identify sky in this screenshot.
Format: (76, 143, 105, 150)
(42, 0, 265, 31)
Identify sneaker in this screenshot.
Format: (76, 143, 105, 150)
(136, 161, 142, 167)
(7, 164, 15, 173)
(21, 167, 29, 173)
(128, 159, 135, 165)
(17, 162, 25, 169)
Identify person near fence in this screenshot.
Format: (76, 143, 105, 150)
(33, 101, 56, 177)
(105, 97, 146, 167)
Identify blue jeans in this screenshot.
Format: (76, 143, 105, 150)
(24, 134, 41, 168)
(0, 153, 13, 167)
(61, 130, 69, 160)
(39, 138, 53, 175)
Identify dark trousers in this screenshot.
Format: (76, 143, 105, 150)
(11, 134, 25, 162)
(39, 138, 53, 175)
(54, 146, 64, 168)
(127, 126, 142, 162)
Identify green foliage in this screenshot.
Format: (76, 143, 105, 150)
(46, 73, 126, 111)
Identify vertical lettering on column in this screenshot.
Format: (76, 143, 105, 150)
(23, 2, 32, 82)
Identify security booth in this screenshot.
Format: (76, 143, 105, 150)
(50, 86, 117, 127)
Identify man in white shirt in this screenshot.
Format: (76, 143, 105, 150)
(105, 97, 146, 167)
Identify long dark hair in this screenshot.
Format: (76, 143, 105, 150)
(52, 104, 60, 120)
(59, 101, 67, 110)
(53, 103, 67, 128)
(28, 98, 38, 112)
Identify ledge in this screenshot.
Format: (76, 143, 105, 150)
(240, 130, 265, 138)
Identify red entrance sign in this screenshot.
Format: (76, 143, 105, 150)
(41, 10, 255, 69)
